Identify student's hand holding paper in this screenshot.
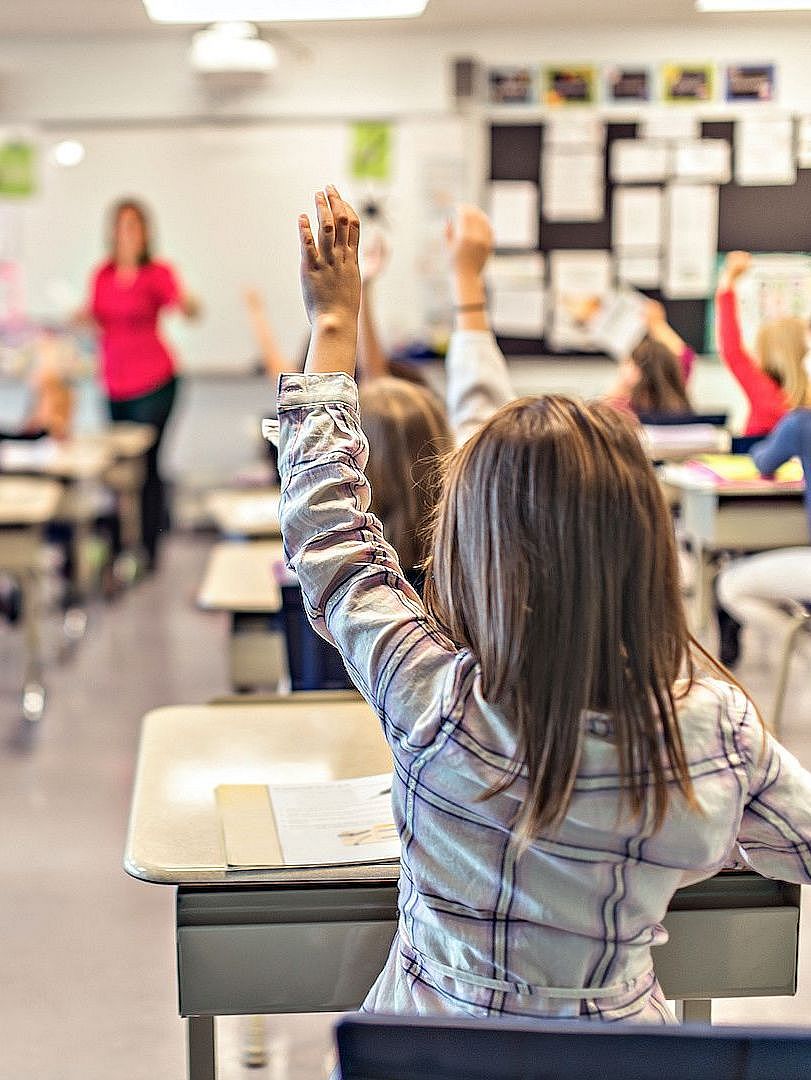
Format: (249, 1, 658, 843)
(299, 186, 362, 377)
(446, 205, 493, 331)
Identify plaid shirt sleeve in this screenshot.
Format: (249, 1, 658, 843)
(276, 371, 471, 752)
(729, 687, 811, 882)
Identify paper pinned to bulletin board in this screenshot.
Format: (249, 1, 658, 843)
(350, 122, 393, 182)
(0, 135, 38, 198)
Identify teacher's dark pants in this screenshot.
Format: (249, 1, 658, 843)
(109, 377, 178, 570)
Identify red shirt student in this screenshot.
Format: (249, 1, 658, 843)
(79, 199, 199, 569)
(716, 251, 810, 437)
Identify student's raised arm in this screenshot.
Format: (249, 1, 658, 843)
(644, 299, 695, 383)
(728, 688, 811, 884)
(445, 205, 516, 444)
(356, 233, 391, 383)
(276, 186, 464, 748)
(244, 287, 295, 379)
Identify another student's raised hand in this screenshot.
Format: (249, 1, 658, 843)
(361, 232, 388, 285)
(445, 204, 494, 282)
(299, 186, 361, 377)
(719, 251, 752, 291)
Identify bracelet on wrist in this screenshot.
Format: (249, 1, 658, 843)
(455, 302, 487, 312)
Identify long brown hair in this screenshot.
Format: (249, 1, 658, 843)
(360, 377, 452, 574)
(424, 394, 702, 839)
(107, 198, 153, 266)
(756, 317, 810, 408)
(630, 336, 693, 416)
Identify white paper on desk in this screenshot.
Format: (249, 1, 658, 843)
(488, 253, 545, 337)
(642, 111, 700, 142)
(610, 140, 671, 183)
(269, 773, 400, 867)
(663, 184, 719, 299)
(548, 250, 612, 351)
(0, 438, 58, 471)
(799, 117, 811, 169)
(489, 181, 539, 249)
(588, 287, 648, 359)
(674, 139, 731, 184)
(735, 117, 796, 186)
(545, 112, 605, 147)
(542, 148, 604, 222)
(617, 252, 661, 288)
(612, 186, 663, 249)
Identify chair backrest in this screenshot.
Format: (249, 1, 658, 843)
(637, 411, 728, 427)
(336, 1015, 811, 1080)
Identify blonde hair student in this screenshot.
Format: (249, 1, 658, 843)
(275, 186, 811, 1027)
(716, 251, 811, 436)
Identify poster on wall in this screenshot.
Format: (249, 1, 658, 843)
(488, 67, 537, 105)
(605, 67, 651, 103)
(544, 66, 598, 106)
(349, 122, 392, 182)
(735, 117, 796, 185)
(725, 64, 776, 104)
(661, 64, 715, 104)
(663, 183, 719, 299)
(0, 138, 38, 198)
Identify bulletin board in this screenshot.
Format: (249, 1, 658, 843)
(489, 119, 811, 357)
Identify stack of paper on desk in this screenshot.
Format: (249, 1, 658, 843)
(216, 773, 400, 869)
(687, 455, 804, 486)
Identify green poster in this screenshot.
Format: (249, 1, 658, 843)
(0, 141, 37, 198)
(350, 122, 392, 182)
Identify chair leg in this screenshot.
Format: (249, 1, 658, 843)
(772, 613, 811, 735)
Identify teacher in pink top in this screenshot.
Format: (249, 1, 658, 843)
(83, 198, 199, 571)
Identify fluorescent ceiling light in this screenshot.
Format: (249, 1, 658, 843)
(697, 0, 811, 9)
(50, 140, 86, 167)
(144, 0, 428, 22)
(190, 22, 278, 73)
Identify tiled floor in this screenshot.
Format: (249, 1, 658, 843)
(0, 534, 809, 1079)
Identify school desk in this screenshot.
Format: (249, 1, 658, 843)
(0, 476, 64, 721)
(90, 422, 157, 564)
(197, 541, 285, 692)
(124, 699, 802, 1080)
(660, 463, 807, 629)
(205, 488, 281, 539)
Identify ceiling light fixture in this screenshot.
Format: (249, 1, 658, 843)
(696, 0, 811, 10)
(189, 21, 278, 74)
(145, 0, 428, 23)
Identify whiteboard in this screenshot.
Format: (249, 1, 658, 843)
(14, 117, 471, 373)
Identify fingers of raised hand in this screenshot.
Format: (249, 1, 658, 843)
(326, 185, 360, 255)
(298, 214, 319, 268)
(316, 191, 336, 262)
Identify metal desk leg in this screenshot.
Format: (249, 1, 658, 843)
(674, 999, 712, 1024)
(241, 1014, 268, 1068)
(20, 566, 46, 723)
(187, 1015, 216, 1080)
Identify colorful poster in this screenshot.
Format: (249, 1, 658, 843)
(349, 122, 392, 182)
(606, 67, 651, 103)
(488, 67, 537, 105)
(0, 139, 37, 198)
(705, 253, 811, 353)
(725, 64, 776, 103)
(662, 64, 715, 104)
(544, 66, 598, 107)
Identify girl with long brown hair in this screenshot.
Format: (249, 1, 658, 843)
(275, 186, 811, 1026)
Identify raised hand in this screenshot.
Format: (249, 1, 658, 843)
(299, 186, 362, 376)
(445, 204, 494, 282)
(361, 232, 389, 285)
(719, 251, 752, 291)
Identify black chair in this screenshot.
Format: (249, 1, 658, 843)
(336, 1015, 811, 1080)
(637, 411, 728, 427)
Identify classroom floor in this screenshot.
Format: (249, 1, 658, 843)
(1, 533, 810, 1080)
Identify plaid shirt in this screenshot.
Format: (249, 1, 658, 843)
(276, 371, 811, 1023)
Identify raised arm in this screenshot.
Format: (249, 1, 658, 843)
(751, 412, 803, 477)
(644, 299, 695, 382)
(715, 252, 785, 418)
(244, 287, 295, 379)
(445, 205, 516, 444)
(356, 232, 390, 383)
(277, 187, 462, 748)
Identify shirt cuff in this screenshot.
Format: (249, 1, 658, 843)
(276, 371, 359, 410)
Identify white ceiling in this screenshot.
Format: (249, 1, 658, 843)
(0, 0, 798, 35)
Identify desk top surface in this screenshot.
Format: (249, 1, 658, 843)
(124, 698, 395, 886)
(85, 422, 157, 460)
(0, 476, 63, 525)
(206, 488, 281, 538)
(660, 463, 806, 497)
(0, 436, 113, 479)
(198, 540, 284, 612)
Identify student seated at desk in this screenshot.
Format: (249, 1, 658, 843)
(0, 340, 75, 444)
(276, 186, 811, 1029)
(603, 334, 694, 420)
(717, 408, 811, 655)
(716, 251, 811, 438)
